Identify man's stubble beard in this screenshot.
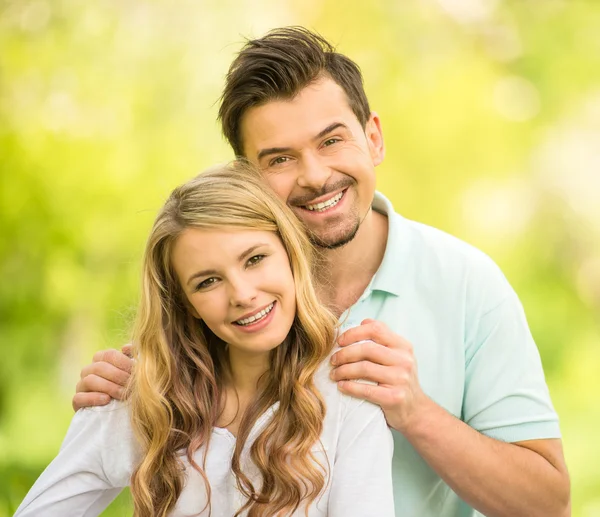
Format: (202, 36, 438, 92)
(287, 177, 370, 250)
(307, 216, 361, 250)
(305, 202, 372, 250)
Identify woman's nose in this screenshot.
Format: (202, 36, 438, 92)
(228, 277, 258, 307)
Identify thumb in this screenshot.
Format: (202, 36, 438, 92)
(360, 318, 377, 325)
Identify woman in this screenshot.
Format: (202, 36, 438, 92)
(15, 162, 394, 517)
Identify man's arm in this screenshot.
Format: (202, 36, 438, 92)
(72, 345, 133, 411)
(395, 394, 569, 517)
(330, 319, 570, 517)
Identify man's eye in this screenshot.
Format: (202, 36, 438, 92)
(270, 156, 289, 167)
(247, 254, 266, 267)
(323, 138, 339, 147)
(196, 277, 217, 290)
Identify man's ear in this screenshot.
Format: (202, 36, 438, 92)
(365, 112, 385, 166)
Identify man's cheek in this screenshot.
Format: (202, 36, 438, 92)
(262, 175, 294, 201)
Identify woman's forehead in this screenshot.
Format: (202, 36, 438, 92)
(173, 227, 281, 264)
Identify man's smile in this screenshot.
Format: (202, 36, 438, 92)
(301, 189, 346, 212)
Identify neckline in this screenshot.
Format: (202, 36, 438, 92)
(212, 401, 281, 442)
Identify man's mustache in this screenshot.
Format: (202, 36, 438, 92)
(288, 177, 355, 207)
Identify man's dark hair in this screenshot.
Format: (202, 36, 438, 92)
(218, 26, 371, 157)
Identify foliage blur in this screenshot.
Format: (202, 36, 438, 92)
(1, 0, 599, 515)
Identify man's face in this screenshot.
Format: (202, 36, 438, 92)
(240, 78, 385, 249)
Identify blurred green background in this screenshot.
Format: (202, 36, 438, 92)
(1, 0, 599, 515)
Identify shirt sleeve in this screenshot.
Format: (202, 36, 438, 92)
(327, 397, 395, 517)
(462, 259, 561, 442)
(14, 400, 137, 517)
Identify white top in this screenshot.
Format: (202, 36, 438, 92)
(15, 356, 394, 517)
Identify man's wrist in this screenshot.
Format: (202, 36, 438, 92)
(396, 393, 444, 438)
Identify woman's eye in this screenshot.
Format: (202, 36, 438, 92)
(196, 277, 217, 290)
(247, 254, 266, 267)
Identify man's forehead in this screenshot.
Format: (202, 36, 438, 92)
(240, 79, 358, 156)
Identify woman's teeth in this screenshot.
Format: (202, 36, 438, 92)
(235, 302, 275, 326)
(304, 191, 344, 212)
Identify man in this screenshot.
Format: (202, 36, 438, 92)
(74, 27, 570, 516)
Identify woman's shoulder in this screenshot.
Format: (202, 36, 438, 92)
(76, 399, 130, 416)
(73, 399, 131, 430)
(314, 348, 380, 417)
(70, 400, 138, 462)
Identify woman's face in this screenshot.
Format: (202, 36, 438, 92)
(172, 227, 297, 357)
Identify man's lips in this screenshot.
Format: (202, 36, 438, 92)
(292, 188, 348, 211)
(288, 177, 355, 208)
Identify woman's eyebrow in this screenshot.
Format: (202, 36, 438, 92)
(186, 243, 270, 287)
(237, 243, 269, 261)
(186, 268, 218, 287)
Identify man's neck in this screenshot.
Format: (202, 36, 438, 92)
(315, 207, 388, 317)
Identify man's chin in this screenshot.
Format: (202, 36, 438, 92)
(308, 222, 360, 250)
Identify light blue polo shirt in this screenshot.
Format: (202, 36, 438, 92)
(340, 192, 561, 517)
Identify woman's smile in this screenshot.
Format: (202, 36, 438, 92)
(172, 227, 296, 355)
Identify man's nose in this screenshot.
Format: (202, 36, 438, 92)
(296, 153, 332, 190)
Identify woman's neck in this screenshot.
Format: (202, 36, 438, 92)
(227, 347, 270, 396)
(217, 348, 270, 436)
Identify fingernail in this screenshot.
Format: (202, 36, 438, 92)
(330, 355, 337, 366)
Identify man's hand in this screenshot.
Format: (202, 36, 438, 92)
(72, 344, 134, 411)
(330, 318, 428, 432)
(331, 320, 571, 517)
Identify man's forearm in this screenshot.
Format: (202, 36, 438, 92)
(400, 397, 570, 517)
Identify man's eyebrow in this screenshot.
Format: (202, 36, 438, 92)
(185, 243, 269, 287)
(257, 147, 292, 161)
(255, 123, 348, 162)
(313, 122, 348, 141)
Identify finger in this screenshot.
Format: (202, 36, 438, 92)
(331, 340, 397, 367)
(361, 318, 377, 325)
(336, 380, 401, 408)
(331, 361, 402, 385)
(338, 321, 411, 350)
(92, 348, 133, 373)
(72, 392, 111, 412)
(121, 343, 133, 358)
(76, 374, 125, 400)
(80, 361, 131, 387)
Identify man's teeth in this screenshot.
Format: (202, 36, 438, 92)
(304, 191, 343, 212)
(235, 303, 274, 326)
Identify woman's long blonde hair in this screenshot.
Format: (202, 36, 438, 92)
(129, 161, 338, 517)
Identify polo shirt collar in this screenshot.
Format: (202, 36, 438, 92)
(368, 191, 407, 297)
